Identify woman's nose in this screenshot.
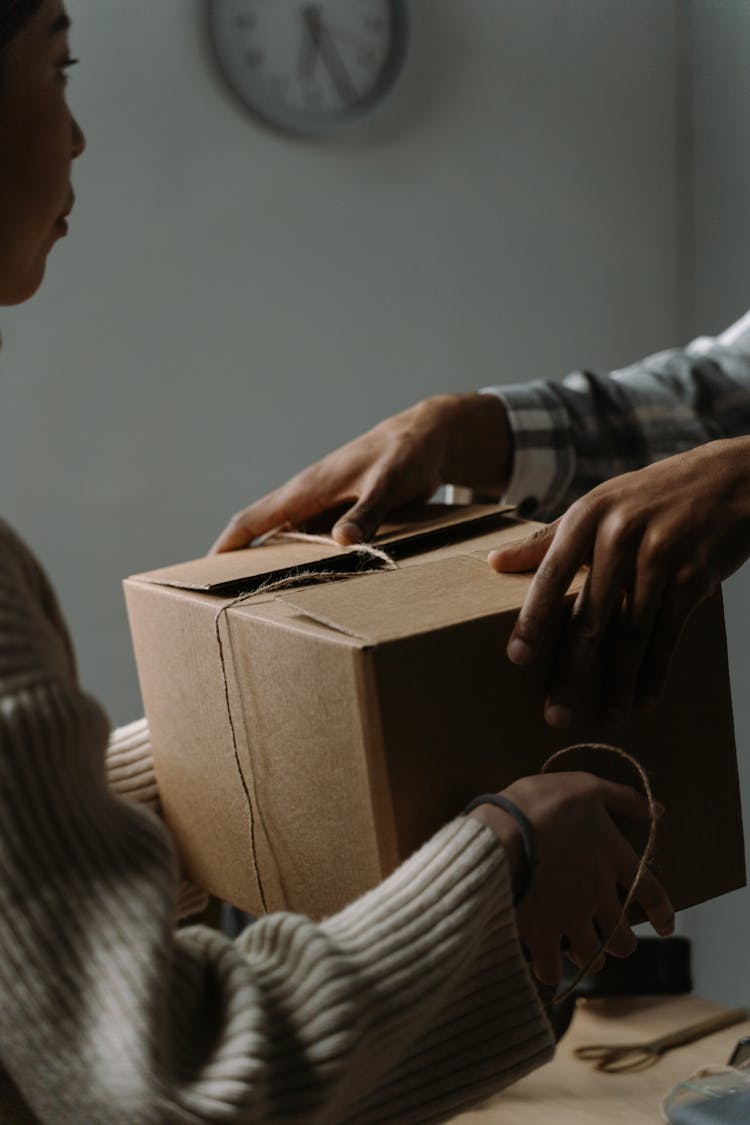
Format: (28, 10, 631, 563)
(71, 113, 86, 159)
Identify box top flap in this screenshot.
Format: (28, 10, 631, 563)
(280, 554, 533, 643)
(129, 504, 518, 593)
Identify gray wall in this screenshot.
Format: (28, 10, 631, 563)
(7, 1, 748, 999)
(1, 0, 679, 723)
(673, 0, 750, 1006)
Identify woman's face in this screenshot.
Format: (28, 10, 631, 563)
(0, 0, 84, 305)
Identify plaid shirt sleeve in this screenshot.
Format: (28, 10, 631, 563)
(482, 322, 750, 522)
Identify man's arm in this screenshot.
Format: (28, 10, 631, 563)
(213, 315, 750, 552)
(491, 435, 750, 728)
(489, 329, 750, 522)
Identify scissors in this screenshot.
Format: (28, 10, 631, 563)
(575, 1008, 748, 1074)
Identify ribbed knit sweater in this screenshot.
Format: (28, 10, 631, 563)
(0, 518, 553, 1123)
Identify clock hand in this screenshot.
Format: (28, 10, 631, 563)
(313, 21, 371, 50)
(317, 23, 358, 106)
(298, 5, 322, 83)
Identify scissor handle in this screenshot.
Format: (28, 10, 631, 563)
(646, 1008, 748, 1053)
(575, 1008, 748, 1075)
(574, 1044, 658, 1073)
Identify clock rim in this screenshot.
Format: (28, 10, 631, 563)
(205, 0, 410, 140)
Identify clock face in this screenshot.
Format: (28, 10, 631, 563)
(206, 0, 408, 138)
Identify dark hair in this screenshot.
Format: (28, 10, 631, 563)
(0, 0, 45, 52)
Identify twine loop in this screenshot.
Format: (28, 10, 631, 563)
(539, 742, 658, 1006)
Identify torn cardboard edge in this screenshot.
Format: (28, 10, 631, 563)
(133, 503, 520, 595)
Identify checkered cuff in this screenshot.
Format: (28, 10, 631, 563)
(481, 381, 576, 521)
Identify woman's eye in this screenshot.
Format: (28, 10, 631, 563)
(57, 56, 79, 84)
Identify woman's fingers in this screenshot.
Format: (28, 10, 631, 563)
(616, 840, 675, 937)
(510, 773, 673, 986)
(526, 934, 564, 987)
(601, 918, 638, 959)
(596, 778, 655, 822)
(565, 921, 606, 975)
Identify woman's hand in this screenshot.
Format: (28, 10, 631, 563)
(469, 771, 673, 986)
(488, 437, 750, 729)
(212, 393, 512, 552)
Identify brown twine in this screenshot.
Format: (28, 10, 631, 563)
(539, 742, 659, 1006)
(270, 529, 399, 571)
(214, 538, 658, 976)
(213, 532, 399, 913)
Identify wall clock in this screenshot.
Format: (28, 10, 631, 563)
(206, 0, 409, 139)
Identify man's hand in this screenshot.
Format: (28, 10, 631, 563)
(212, 393, 512, 552)
(469, 771, 673, 985)
(488, 437, 750, 728)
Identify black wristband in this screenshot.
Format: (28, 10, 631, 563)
(463, 794, 538, 906)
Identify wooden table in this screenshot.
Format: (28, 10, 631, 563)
(452, 995, 750, 1124)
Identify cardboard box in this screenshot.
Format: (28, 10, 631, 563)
(124, 505, 745, 919)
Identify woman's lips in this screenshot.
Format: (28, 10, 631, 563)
(57, 192, 75, 232)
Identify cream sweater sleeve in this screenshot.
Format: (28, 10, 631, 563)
(0, 521, 553, 1124)
(106, 718, 209, 920)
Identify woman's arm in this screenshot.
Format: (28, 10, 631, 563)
(0, 521, 553, 1123)
(0, 521, 672, 1121)
(106, 718, 208, 920)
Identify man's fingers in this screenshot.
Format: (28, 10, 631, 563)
(331, 490, 389, 545)
(635, 588, 698, 708)
(212, 467, 353, 554)
(488, 522, 559, 573)
(211, 496, 284, 554)
(498, 508, 597, 673)
(598, 592, 662, 726)
(542, 564, 626, 729)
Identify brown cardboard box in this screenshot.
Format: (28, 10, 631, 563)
(124, 505, 745, 919)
